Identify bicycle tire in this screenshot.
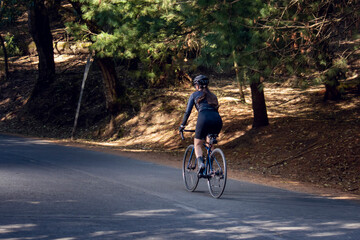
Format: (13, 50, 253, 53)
(207, 148, 227, 198)
(182, 144, 199, 192)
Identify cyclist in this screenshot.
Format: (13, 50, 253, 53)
(179, 75, 223, 173)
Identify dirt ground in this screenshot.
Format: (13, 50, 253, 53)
(1, 54, 359, 202)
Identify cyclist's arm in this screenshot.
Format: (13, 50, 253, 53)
(181, 94, 195, 126)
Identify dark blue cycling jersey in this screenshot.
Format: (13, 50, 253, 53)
(181, 91, 217, 126)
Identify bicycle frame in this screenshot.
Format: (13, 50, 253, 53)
(202, 142, 213, 176)
(181, 128, 227, 198)
(182, 129, 219, 178)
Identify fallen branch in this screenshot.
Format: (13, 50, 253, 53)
(267, 141, 329, 168)
(60, 59, 83, 74)
(268, 96, 300, 107)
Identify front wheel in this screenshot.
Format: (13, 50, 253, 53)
(207, 148, 227, 198)
(182, 144, 199, 192)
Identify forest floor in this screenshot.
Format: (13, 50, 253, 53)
(1, 53, 359, 201)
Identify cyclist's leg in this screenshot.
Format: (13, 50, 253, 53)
(194, 138, 204, 158)
(206, 135, 214, 151)
(206, 112, 223, 151)
(208, 111, 223, 135)
(194, 138, 205, 173)
(195, 112, 208, 172)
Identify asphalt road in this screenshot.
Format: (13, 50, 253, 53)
(0, 134, 359, 240)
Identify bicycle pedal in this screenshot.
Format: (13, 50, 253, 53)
(198, 168, 206, 177)
(187, 165, 196, 170)
(198, 173, 211, 179)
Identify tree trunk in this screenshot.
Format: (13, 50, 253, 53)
(250, 80, 269, 128)
(324, 78, 341, 101)
(27, 0, 55, 99)
(96, 57, 130, 116)
(324, 82, 341, 101)
(0, 33, 9, 80)
(47, 0, 62, 22)
(234, 61, 246, 103)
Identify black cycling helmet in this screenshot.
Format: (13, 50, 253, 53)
(193, 75, 209, 87)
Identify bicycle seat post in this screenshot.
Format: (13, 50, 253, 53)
(208, 134, 218, 145)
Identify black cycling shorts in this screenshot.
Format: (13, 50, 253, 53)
(195, 110, 223, 140)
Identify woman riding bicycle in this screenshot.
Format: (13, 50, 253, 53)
(179, 75, 223, 173)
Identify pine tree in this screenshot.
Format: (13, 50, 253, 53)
(68, 0, 188, 87)
(181, 0, 271, 127)
(0, 0, 27, 80)
(263, 0, 359, 100)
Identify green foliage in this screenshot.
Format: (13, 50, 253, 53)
(63, 0, 359, 90)
(263, 0, 359, 87)
(0, 34, 22, 56)
(314, 56, 348, 87)
(181, 0, 275, 83)
(0, 0, 26, 25)
(67, 0, 191, 87)
(0, 0, 27, 59)
(65, 22, 91, 41)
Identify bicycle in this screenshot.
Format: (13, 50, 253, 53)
(180, 129, 227, 198)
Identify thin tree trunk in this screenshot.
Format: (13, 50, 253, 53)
(324, 81, 341, 101)
(234, 61, 245, 103)
(0, 33, 9, 80)
(250, 80, 269, 128)
(72, 54, 93, 139)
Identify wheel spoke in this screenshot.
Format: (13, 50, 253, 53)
(182, 145, 199, 192)
(207, 148, 227, 198)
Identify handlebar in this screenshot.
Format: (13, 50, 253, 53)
(180, 129, 195, 140)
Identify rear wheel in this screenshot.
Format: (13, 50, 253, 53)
(207, 148, 227, 198)
(182, 144, 199, 192)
